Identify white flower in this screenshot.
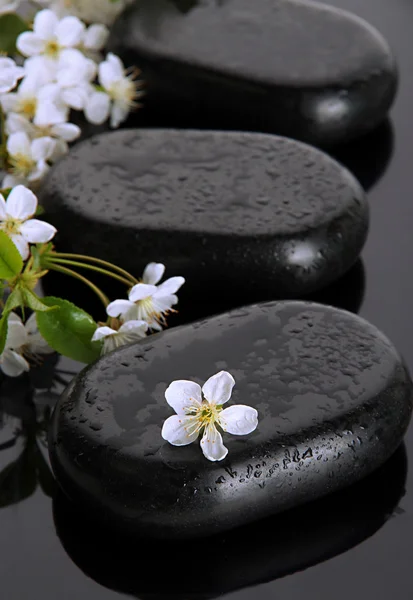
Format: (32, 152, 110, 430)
(0, 185, 57, 260)
(162, 371, 258, 462)
(5, 131, 56, 188)
(0, 57, 25, 94)
(106, 263, 185, 330)
(1, 74, 45, 121)
(92, 320, 148, 355)
(17, 9, 85, 60)
(55, 49, 97, 110)
(0, 312, 53, 378)
(4, 112, 80, 161)
(0, 0, 19, 15)
(85, 53, 143, 128)
(82, 23, 109, 52)
(35, 0, 133, 26)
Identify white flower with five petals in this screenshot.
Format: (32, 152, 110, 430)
(106, 262, 185, 330)
(4, 131, 56, 188)
(85, 53, 143, 128)
(0, 312, 53, 378)
(0, 57, 25, 94)
(17, 9, 85, 60)
(0, 185, 57, 260)
(92, 320, 148, 355)
(162, 371, 258, 462)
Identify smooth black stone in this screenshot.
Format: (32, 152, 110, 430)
(108, 0, 398, 147)
(39, 129, 369, 302)
(49, 301, 413, 539)
(53, 445, 407, 599)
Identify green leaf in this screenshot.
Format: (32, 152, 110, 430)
(36, 297, 101, 364)
(0, 231, 23, 279)
(0, 14, 30, 55)
(22, 288, 56, 312)
(3, 287, 23, 313)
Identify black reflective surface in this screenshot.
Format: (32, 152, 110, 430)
(2, 1, 413, 599)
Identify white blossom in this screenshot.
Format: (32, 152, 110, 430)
(106, 263, 185, 330)
(92, 320, 148, 355)
(1, 74, 46, 121)
(85, 53, 142, 128)
(4, 131, 56, 188)
(17, 9, 86, 60)
(0, 57, 25, 94)
(55, 49, 97, 110)
(162, 372, 258, 462)
(0, 313, 53, 378)
(0, 185, 57, 259)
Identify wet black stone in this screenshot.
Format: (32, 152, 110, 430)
(39, 129, 369, 303)
(49, 301, 413, 539)
(108, 0, 398, 147)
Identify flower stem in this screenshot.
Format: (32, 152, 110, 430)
(0, 105, 8, 170)
(45, 263, 110, 308)
(47, 253, 138, 285)
(46, 257, 133, 287)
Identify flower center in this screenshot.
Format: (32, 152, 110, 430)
(109, 77, 139, 107)
(17, 97, 37, 119)
(1, 217, 22, 236)
(8, 153, 36, 177)
(184, 400, 223, 435)
(45, 39, 60, 58)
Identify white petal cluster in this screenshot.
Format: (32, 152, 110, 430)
(0, 185, 57, 259)
(162, 371, 259, 462)
(0, 6, 142, 189)
(107, 262, 185, 331)
(0, 312, 53, 377)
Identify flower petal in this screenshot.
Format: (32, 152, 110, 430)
(106, 299, 135, 318)
(91, 326, 116, 342)
(118, 320, 148, 336)
(20, 218, 57, 243)
(2, 174, 27, 189)
(25, 313, 54, 354)
(202, 370, 235, 406)
(110, 102, 128, 128)
(84, 91, 111, 125)
(161, 415, 199, 446)
(128, 283, 157, 303)
(1, 92, 18, 113)
(1, 350, 29, 377)
(142, 262, 165, 286)
(151, 294, 177, 315)
(156, 276, 185, 296)
(99, 53, 123, 89)
(83, 24, 109, 50)
(7, 131, 31, 158)
(10, 234, 29, 260)
(165, 379, 202, 415)
(200, 425, 228, 462)
(16, 32, 45, 57)
(6, 185, 37, 219)
(55, 16, 85, 47)
(34, 9, 59, 39)
(50, 122, 81, 142)
(6, 318, 28, 349)
(220, 405, 258, 435)
(0, 194, 7, 220)
(31, 136, 55, 161)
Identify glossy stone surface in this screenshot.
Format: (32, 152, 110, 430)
(39, 129, 369, 302)
(49, 301, 413, 539)
(109, 0, 398, 147)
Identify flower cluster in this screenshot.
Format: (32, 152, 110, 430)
(0, 2, 186, 378)
(0, 184, 185, 376)
(0, 4, 142, 189)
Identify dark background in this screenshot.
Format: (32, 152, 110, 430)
(1, 0, 413, 598)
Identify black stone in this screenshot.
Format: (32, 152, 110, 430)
(49, 301, 413, 539)
(39, 129, 369, 305)
(53, 445, 407, 599)
(108, 0, 398, 147)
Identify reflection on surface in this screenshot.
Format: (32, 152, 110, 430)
(0, 359, 77, 508)
(54, 444, 406, 600)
